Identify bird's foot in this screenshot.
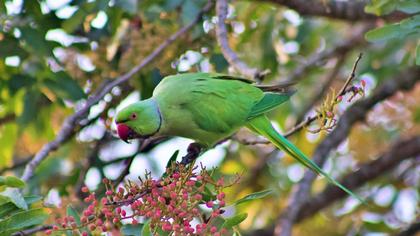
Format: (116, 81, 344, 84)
(180, 143, 203, 165)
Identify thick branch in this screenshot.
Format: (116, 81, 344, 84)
(215, 0, 266, 80)
(20, 1, 212, 182)
(276, 66, 420, 236)
(262, 0, 408, 21)
(296, 136, 420, 221)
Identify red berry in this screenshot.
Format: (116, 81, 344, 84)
(45, 230, 52, 235)
(206, 201, 214, 208)
(210, 226, 217, 233)
(81, 186, 89, 193)
(82, 232, 88, 236)
(105, 190, 112, 196)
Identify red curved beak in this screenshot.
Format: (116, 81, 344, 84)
(116, 123, 132, 143)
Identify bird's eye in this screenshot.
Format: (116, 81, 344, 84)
(130, 113, 137, 120)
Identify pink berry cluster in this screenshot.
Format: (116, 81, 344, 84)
(47, 164, 230, 235)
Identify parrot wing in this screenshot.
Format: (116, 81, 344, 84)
(247, 92, 294, 120)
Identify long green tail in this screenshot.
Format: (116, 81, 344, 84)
(247, 116, 365, 203)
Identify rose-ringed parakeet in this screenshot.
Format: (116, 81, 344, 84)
(115, 73, 364, 202)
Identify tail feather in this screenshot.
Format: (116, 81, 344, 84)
(247, 116, 366, 204)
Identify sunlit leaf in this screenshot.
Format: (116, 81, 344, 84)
(233, 189, 273, 206)
(223, 213, 248, 228)
(0, 188, 27, 210)
(0, 208, 48, 234)
(365, 24, 403, 42)
(0, 124, 18, 169)
(0, 176, 26, 188)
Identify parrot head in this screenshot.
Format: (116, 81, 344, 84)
(115, 98, 161, 143)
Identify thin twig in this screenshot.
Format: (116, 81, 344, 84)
(20, 1, 213, 182)
(284, 53, 363, 137)
(295, 56, 346, 124)
(11, 225, 53, 236)
(215, 0, 268, 81)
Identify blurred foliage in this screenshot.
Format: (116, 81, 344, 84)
(0, 0, 418, 235)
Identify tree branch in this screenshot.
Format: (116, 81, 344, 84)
(262, 0, 409, 22)
(11, 225, 52, 236)
(0, 113, 16, 126)
(396, 221, 420, 236)
(215, 0, 268, 81)
(20, 1, 213, 182)
(276, 66, 420, 236)
(296, 136, 420, 222)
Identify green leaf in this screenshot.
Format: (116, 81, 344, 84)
(0, 124, 18, 169)
(0, 36, 29, 59)
(166, 150, 179, 169)
(62, 2, 96, 33)
(400, 15, 420, 29)
(210, 54, 229, 72)
(17, 90, 41, 126)
(233, 189, 273, 206)
(161, 150, 179, 178)
(141, 220, 151, 236)
(0, 188, 28, 210)
(223, 213, 248, 228)
(181, 0, 206, 25)
(66, 205, 81, 225)
(397, 1, 420, 14)
(416, 43, 420, 66)
(121, 223, 144, 236)
(115, 0, 138, 14)
(365, 24, 402, 42)
(0, 195, 42, 218)
(0, 208, 48, 234)
(20, 27, 55, 57)
(42, 72, 86, 101)
(0, 176, 26, 188)
(364, 0, 397, 15)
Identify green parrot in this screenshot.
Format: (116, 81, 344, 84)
(115, 73, 363, 202)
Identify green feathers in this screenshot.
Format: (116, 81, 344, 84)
(116, 72, 365, 203)
(247, 116, 366, 204)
